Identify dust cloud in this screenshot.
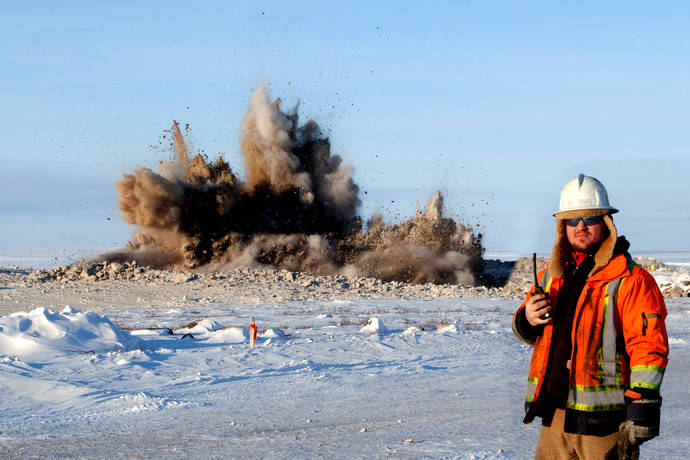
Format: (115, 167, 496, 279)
(105, 85, 484, 284)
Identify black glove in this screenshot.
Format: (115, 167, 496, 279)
(617, 388, 662, 459)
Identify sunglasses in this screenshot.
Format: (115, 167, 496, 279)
(564, 215, 604, 227)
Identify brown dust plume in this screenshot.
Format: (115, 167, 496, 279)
(105, 85, 484, 284)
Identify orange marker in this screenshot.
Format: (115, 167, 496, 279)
(249, 318, 258, 348)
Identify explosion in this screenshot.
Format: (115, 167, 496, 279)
(105, 85, 484, 284)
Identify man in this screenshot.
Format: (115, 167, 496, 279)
(512, 174, 669, 459)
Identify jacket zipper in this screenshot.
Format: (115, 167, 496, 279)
(642, 312, 648, 337)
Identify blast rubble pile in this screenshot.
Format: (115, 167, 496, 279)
(21, 260, 505, 301)
(15, 256, 689, 301)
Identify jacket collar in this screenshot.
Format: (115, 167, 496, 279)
(586, 251, 630, 283)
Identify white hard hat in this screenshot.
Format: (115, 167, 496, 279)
(554, 174, 618, 218)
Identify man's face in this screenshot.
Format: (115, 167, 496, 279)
(565, 217, 607, 252)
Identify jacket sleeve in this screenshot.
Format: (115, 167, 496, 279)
(617, 267, 669, 392)
(512, 268, 547, 346)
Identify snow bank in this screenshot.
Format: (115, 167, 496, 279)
(206, 326, 248, 343)
(0, 306, 143, 358)
(359, 317, 388, 334)
(174, 318, 225, 334)
(260, 328, 286, 339)
(437, 321, 460, 333)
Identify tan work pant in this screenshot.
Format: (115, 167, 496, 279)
(535, 409, 618, 459)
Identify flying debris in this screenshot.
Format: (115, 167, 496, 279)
(104, 85, 483, 284)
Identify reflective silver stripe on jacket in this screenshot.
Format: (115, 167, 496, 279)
(526, 378, 538, 402)
(600, 278, 622, 385)
(630, 366, 665, 390)
(567, 385, 626, 411)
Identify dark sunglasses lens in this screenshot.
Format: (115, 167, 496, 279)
(583, 216, 604, 225)
(565, 216, 603, 227)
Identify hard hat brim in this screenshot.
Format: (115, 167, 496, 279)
(553, 207, 619, 219)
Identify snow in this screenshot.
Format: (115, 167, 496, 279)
(0, 306, 142, 358)
(1, 297, 689, 458)
(174, 318, 225, 334)
(437, 321, 460, 333)
(206, 326, 249, 343)
(260, 328, 285, 339)
(359, 317, 388, 334)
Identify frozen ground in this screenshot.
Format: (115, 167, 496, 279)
(1, 293, 689, 458)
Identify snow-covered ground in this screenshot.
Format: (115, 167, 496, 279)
(1, 296, 689, 458)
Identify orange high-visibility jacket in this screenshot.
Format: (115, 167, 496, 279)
(513, 253, 669, 427)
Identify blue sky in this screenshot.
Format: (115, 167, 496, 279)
(1, 1, 689, 256)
